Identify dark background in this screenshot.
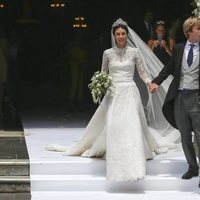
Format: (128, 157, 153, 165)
(0, 0, 194, 129)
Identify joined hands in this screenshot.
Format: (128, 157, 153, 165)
(147, 82, 160, 93)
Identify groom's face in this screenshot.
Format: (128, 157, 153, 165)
(188, 25, 200, 42)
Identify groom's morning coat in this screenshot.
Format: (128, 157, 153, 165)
(153, 42, 200, 129)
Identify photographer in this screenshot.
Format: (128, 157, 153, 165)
(148, 21, 174, 65)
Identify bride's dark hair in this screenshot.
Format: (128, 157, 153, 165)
(112, 24, 129, 35)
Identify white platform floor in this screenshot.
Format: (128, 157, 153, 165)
(23, 116, 200, 200)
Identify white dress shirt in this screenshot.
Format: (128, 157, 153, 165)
(185, 41, 199, 63)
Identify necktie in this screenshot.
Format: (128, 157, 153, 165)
(187, 44, 194, 66)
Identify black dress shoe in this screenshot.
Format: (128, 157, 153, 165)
(182, 170, 199, 179)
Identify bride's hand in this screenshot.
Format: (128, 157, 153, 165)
(147, 82, 159, 93)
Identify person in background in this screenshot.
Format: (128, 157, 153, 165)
(68, 33, 88, 111)
(141, 10, 154, 43)
(148, 21, 174, 65)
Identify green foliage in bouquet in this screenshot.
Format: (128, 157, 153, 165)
(88, 71, 112, 104)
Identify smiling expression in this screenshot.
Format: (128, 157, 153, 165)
(114, 27, 128, 48)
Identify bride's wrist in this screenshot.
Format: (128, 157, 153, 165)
(147, 82, 152, 87)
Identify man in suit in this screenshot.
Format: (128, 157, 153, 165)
(140, 10, 154, 43)
(144, 10, 154, 40)
(150, 17, 200, 185)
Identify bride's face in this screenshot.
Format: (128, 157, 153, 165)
(114, 27, 128, 48)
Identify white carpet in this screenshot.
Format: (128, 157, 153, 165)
(23, 126, 200, 200)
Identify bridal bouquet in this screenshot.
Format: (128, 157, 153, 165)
(88, 71, 112, 104)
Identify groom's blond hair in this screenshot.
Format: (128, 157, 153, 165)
(183, 17, 200, 38)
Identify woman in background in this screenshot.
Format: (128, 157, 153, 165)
(148, 21, 174, 65)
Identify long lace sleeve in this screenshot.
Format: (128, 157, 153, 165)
(134, 48, 151, 83)
(101, 50, 109, 72)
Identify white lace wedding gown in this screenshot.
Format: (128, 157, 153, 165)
(47, 46, 178, 181)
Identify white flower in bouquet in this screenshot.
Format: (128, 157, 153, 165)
(88, 71, 112, 104)
(192, 0, 200, 17)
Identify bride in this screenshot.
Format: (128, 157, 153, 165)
(46, 18, 180, 181)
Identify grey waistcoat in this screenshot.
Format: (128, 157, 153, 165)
(179, 53, 199, 90)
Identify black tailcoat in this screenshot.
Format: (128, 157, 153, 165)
(153, 42, 200, 128)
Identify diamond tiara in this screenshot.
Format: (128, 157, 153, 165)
(156, 20, 165, 25)
(112, 18, 128, 28)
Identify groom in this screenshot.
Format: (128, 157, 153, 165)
(150, 17, 200, 185)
